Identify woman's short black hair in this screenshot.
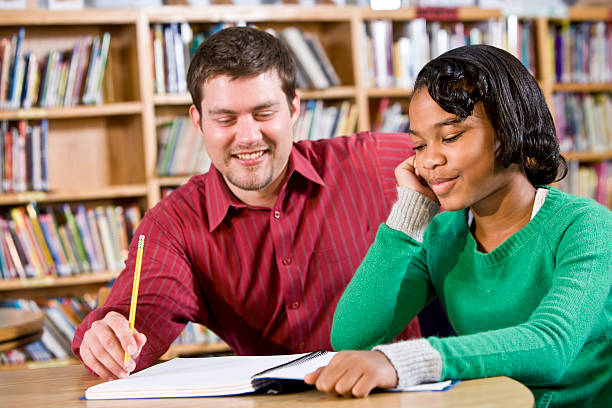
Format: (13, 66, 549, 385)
(413, 44, 567, 186)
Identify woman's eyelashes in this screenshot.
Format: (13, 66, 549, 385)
(443, 131, 464, 143)
(412, 131, 465, 152)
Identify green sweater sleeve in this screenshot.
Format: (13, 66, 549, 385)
(331, 223, 435, 350)
(430, 208, 612, 386)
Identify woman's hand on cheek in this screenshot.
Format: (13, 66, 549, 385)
(395, 156, 439, 204)
(303, 350, 398, 398)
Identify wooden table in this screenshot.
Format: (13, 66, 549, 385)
(0, 308, 44, 352)
(0, 364, 535, 408)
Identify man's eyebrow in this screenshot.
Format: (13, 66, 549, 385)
(407, 117, 466, 136)
(208, 102, 279, 115)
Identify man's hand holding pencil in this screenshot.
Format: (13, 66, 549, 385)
(79, 235, 147, 380)
(80, 311, 147, 380)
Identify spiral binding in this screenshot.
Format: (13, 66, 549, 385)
(252, 349, 328, 379)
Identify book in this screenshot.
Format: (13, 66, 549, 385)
(57, 224, 81, 274)
(61, 204, 90, 271)
(74, 204, 101, 271)
(85, 350, 455, 400)
(152, 23, 165, 94)
(10, 207, 46, 276)
(279, 27, 330, 90)
(302, 32, 341, 87)
(93, 32, 111, 104)
(25, 203, 55, 272)
(95, 206, 120, 271)
(1, 219, 25, 278)
(41, 210, 73, 276)
(0, 37, 11, 108)
(8, 27, 25, 109)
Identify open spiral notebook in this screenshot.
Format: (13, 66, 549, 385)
(84, 350, 457, 400)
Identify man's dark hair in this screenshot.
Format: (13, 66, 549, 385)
(187, 26, 297, 115)
(414, 44, 567, 186)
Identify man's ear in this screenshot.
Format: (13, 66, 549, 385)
(189, 104, 204, 136)
(290, 93, 300, 123)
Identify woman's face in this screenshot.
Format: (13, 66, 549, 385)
(407, 89, 512, 211)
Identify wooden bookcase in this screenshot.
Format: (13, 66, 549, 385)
(537, 7, 612, 165)
(0, 9, 151, 369)
(0, 4, 610, 370)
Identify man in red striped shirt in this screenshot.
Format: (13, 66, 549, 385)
(72, 27, 421, 380)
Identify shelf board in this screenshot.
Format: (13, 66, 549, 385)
(360, 6, 500, 21)
(146, 5, 355, 23)
(457, 6, 502, 20)
(0, 9, 139, 25)
(0, 357, 80, 371)
(0, 102, 143, 120)
(157, 176, 192, 187)
(153, 93, 192, 106)
(367, 87, 413, 98)
(159, 341, 232, 360)
(360, 7, 416, 20)
(563, 151, 612, 162)
(155, 87, 357, 105)
(566, 7, 612, 21)
(552, 83, 612, 92)
(0, 271, 118, 292)
(298, 86, 357, 100)
(0, 184, 148, 206)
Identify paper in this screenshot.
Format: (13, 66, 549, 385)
(85, 351, 457, 400)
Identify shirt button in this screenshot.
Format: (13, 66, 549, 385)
(297, 342, 306, 351)
(282, 257, 292, 265)
(290, 301, 300, 309)
(273, 211, 281, 219)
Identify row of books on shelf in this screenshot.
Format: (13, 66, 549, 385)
(276, 27, 341, 90)
(363, 17, 535, 89)
(0, 202, 141, 281)
(156, 116, 211, 176)
(151, 22, 201, 95)
(0, 297, 225, 366)
(0, 297, 95, 366)
(294, 100, 358, 141)
(0, 28, 110, 110)
(171, 322, 222, 347)
(0, 120, 48, 193)
(553, 92, 612, 153)
(557, 161, 611, 207)
(371, 97, 409, 133)
(550, 21, 612, 84)
(152, 22, 341, 94)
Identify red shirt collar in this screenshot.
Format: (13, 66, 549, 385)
(205, 145, 326, 232)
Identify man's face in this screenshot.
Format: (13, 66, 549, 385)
(190, 70, 299, 199)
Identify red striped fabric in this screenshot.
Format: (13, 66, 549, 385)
(72, 132, 420, 371)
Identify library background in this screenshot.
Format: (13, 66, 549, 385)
(0, 0, 611, 369)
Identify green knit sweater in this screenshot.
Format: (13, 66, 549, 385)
(331, 187, 611, 408)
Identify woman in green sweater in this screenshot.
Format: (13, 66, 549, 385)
(304, 45, 611, 407)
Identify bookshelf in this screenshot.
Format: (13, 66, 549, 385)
(0, 4, 610, 369)
(0, 8, 152, 369)
(536, 7, 612, 205)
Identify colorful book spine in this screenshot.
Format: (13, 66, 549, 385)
(62, 204, 90, 272)
(74, 205, 101, 272)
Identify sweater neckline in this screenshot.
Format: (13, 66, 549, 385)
(456, 186, 560, 266)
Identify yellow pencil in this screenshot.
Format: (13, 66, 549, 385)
(124, 234, 145, 365)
